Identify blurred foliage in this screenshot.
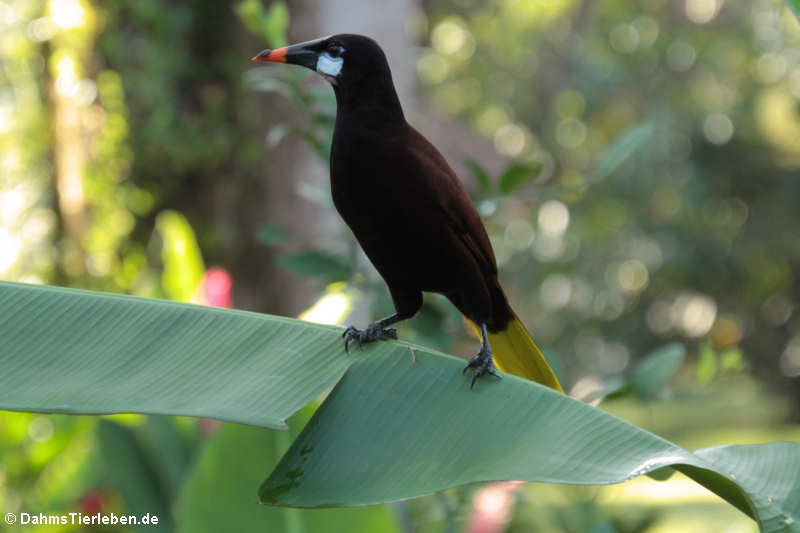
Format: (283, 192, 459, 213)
(415, 0, 800, 409)
(0, 0, 56, 284)
(788, 0, 800, 23)
(278, 249, 353, 284)
(237, 0, 289, 48)
(242, 0, 800, 411)
(95, 418, 196, 532)
(157, 210, 205, 302)
(178, 405, 401, 533)
(1, 0, 799, 531)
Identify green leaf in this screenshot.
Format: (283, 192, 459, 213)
(97, 420, 173, 531)
(260, 350, 800, 533)
(604, 343, 685, 401)
(0, 281, 350, 430)
(278, 251, 352, 283)
(720, 347, 746, 373)
(692, 443, 800, 532)
(786, 0, 800, 23)
(498, 162, 542, 194)
(262, 1, 289, 48)
(256, 225, 288, 246)
(1, 282, 798, 532)
(595, 122, 654, 180)
(178, 412, 401, 533)
(235, 0, 266, 38)
(697, 341, 718, 385)
(156, 210, 205, 302)
(140, 416, 197, 498)
(236, 0, 289, 48)
(631, 342, 686, 398)
(465, 159, 492, 197)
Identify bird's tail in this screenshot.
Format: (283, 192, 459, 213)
(472, 318, 564, 392)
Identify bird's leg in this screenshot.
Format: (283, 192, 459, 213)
(342, 314, 401, 352)
(463, 323, 501, 388)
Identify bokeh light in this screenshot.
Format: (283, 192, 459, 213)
(556, 117, 587, 149)
(685, 0, 721, 24)
(666, 40, 697, 71)
(539, 273, 572, 310)
(537, 200, 569, 236)
(610, 23, 639, 54)
(780, 336, 800, 377)
(50, 0, 86, 29)
(616, 259, 649, 294)
(674, 293, 718, 338)
(493, 122, 528, 156)
(703, 112, 734, 144)
(431, 17, 475, 59)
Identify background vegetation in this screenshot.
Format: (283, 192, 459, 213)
(0, 0, 798, 531)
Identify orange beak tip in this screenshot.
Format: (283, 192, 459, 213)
(252, 47, 287, 63)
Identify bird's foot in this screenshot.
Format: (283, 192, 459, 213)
(342, 323, 398, 353)
(463, 346, 501, 388)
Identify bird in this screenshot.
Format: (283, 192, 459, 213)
(252, 34, 562, 391)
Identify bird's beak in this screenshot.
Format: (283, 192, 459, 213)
(251, 38, 323, 71)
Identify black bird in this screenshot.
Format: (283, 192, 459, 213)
(253, 34, 562, 391)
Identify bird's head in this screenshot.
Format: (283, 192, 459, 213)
(251, 34, 391, 89)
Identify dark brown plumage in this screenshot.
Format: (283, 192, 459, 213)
(253, 34, 562, 390)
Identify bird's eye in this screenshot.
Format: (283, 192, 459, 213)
(327, 44, 344, 58)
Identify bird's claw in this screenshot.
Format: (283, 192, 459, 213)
(342, 324, 397, 353)
(463, 349, 501, 388)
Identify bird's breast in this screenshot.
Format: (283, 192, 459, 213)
(329, 135, 393, 216)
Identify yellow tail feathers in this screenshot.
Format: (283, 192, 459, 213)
(473, 319, 564, 392)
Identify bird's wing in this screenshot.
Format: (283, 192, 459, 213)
(402, 126, 498, 277)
